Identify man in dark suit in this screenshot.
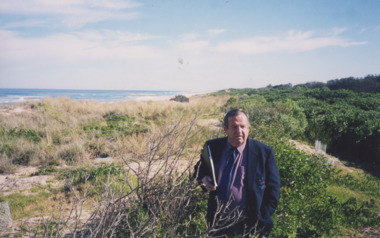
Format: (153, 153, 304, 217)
(194, 109, 280, 237)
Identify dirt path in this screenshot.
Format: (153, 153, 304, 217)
(0, 166, 62, 196)
(289, 140, 354, 172)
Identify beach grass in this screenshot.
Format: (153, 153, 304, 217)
(0, 95, 228, 173)
(0, 94, 227, 235)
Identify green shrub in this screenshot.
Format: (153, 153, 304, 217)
(170, 95, 189, 103)
(61, 164, 126, 197)
(269, 140, 379, 237)
(81, 114, 150, 138)
(223, 85, 380, 173)
(225, 96, 307, 141)
(31, 165, 59, 176)
(62, 164, 124, 185)
(0, 144, 14, 155)
(8, 128, 44, 143)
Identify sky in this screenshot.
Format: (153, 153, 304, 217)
(0, 0, 379, 92)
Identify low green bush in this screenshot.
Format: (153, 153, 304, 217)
(31, 165, 59, 176)
(60, 164, 126, 198)
(6, 128, 44, 143)
(170, 95, 190, 103)
(81, 114, 150, 138)
(61, 164, 124, 185)
(270, 140, 379, 237)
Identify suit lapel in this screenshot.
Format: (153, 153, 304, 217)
(208, 137, 228, 182)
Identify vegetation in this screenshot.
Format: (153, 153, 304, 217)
(5, 192, 51, 220)
(170, 94, 190, 103)
(0, 96, 222, 173)
(0, 76, 379, 237)
(218, 75, 380, 177)
(270, 140, 379, 237)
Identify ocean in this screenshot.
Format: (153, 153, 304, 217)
(0, 88, 187, 105)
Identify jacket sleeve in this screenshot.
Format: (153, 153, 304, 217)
(261, 148, 280, 219)
(193, 142, 212, 184)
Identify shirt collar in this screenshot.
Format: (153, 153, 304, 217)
(226, 140, 246, 155)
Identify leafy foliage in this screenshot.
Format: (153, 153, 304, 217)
(268, 140, 379, 237)
(31, 165, 59, 176)
(326, 75, 380, 93)
(220, 78, 380, 176)
(6, 128, 44, 143)
(170, 94, 190, 103)
(81, 113, 150, 138)
(61, 164, 125, 187)
(224, 95, 307, 141)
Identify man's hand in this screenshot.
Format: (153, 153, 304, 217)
(201, 176, 217, 191)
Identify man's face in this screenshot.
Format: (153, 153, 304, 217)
(224, 113, 251, 148)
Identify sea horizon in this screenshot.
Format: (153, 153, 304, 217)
(0, 88, 192, 105)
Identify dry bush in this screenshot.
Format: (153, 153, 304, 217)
(7, 139, 41, 165)
(6, 97, 254, 237)
(55, 143, 87, 163)
(0, 154, 15, 174)
(9, 115, 208, 236)
(79, 115, 249, 237)
(9, 115, 204, 237)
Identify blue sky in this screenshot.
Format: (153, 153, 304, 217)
(0, 0, 379, 92)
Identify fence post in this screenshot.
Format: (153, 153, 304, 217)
(315, 140, 326, 154)
(0, 201, 13, 229)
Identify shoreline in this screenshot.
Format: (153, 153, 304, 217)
(132, 92, 206, 102)
(0, 91, 216, 106)
(0, 91, 216, 115)
(0, 90, 217, 106)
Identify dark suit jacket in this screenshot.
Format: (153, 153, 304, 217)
(194, 137, 280, 228)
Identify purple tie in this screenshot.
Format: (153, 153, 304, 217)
(218, 148, 237, 200)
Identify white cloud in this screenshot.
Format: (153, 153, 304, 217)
(0, 0, 141, 28)
(175, 32, 210, 53)
(60, 11, 139, 28)
(0, 20, 47, 29)
(214, 30, 367, 55)
(179, 33, 201, 41)
(0, 0, 139, 14)
(331, 27, 347, 35)
(90, 0, 140, 10)
(77, 30, 162, 43)
(0, 29, 166, 71)
(207, 29, 226, 36)
(0, 25, 373, 91)
(175, 40, 209, 53)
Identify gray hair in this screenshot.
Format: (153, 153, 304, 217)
(223, 108, 250, 128)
